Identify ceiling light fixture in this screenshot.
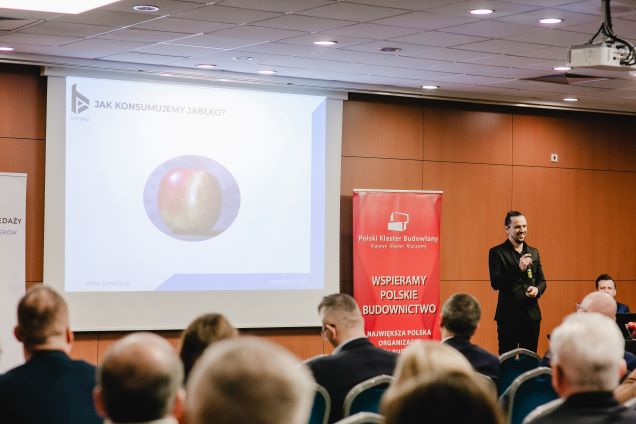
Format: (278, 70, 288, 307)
(470, 9, 494, 15)
(233, 56, 253, 61)
(379, 47, 402, 52)
(196, 64, 217, 69)
(553, 66, 572, 71)
(0, 0, 120, 14)
(257, 70, 276, 75)
(563, 97, 579, 102)
(133, 5, 160, 12)
(0, 46, 15, 52)
(313, 40, 337, 46)
(421, 85, 439, 90)
(539, 18, 563, 24)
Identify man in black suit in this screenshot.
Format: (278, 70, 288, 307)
(530, 312, 636, 424)
(307, 293, 397, 423)
(0, 285, 101, 424)
(489, 210, 547, 354)
(441, 293, 499, 382)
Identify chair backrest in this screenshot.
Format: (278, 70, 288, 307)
(476, 372, 498, 399)
(334, 412, 385, 424)
(522, 398, 563, 424)
(308, 384, 331, 424)
(505, 367, 558, 424)
(498, 348, 541, 395)
(343, 375, 393, 417)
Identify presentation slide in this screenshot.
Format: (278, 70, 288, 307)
(44, 73, 342, 330)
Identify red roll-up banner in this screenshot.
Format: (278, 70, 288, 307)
(353, 190, 442, 353)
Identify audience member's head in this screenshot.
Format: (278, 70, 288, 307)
(596, 274, 618, 298)
(383, 371, 503, 424)
(317, 293, 365, 347)
(94, 332, 185, 423)
(550, 312, 625, 397)
(578, 291, 617, 319)
(186, 336, 314, 424)
(179, 313, 238, 382)
(383, 341, 474, 408)
(14, 285, 72, 356)
(441, 293, 481, 339)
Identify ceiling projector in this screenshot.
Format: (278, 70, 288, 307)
(567, 41, 636, 70)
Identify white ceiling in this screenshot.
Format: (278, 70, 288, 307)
(1, 0, 636, 112)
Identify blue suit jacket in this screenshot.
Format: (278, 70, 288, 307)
(444, 336, 500, 382)
(308, 338, 397, 423)
(0, 350, 101, 424)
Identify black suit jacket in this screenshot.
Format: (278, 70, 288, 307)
(531, 391, 636, 424)
(308, 338, 397, 423)
(0, 350, 102, 424)
(444, 336, 499, 381)
(489, 240, 547, 321)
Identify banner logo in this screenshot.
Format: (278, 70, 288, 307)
(388, 212, 409, 232)
(71, 84, 90, 114)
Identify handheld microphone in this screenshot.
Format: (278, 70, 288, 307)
(522, 249, 533, 280)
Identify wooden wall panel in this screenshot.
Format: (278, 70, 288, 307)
(594, 171, 636, 279)
(594, 116, 636, 171)
(422, 161, 512, 281)
(440, 281, 499, 355)
(512, 167, 594, 280)
(0, 138, 45, 282)
(342, 101, 423, 159)
(512, 114, 594, 169)
(70, 333, 99, 364)
(0, 65, 46, 139)
(423, 107, 512, 164)
(340, 157, 423, 282)
(616, 280, 636, 313)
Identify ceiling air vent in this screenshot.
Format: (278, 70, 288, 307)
(523, 73, 611, 85)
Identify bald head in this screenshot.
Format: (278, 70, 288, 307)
(16, 285, 70, 353)
(186, 337, 314, 424)
(95, 333, 184, 423)
(580, 291, 617, 319)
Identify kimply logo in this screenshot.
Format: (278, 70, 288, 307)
(71, 84, 89, 114)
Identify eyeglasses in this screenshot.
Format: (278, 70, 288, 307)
(320, 322, 336, 337)
(575, 303, 587, 313)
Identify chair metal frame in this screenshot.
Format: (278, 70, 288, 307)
(342, 374, 393, 418)
(308, 384, 331, 424)
(503, 367, 557, 424)
(498, 348, 541, 395)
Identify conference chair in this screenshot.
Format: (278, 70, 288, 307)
(343, 375, 393, 417)
(476, 372, 498, 399)
(498, 348, 541, 395)
(522, 399, 563, 424)
(308, 384, 331, 424)
(502, 367, 558, 424)
(334, 412, 385, 424)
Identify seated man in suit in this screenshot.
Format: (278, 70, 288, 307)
(93, 332, 185, 424)
(186, 336, 314, 424)
(0, 285, 101, 423)
(441, 293, 499, 382)
(307, 293, 398, 423)
(531, 312, 636, 424)
(542, 291, 636, 371)
(596, 273, 630, 314)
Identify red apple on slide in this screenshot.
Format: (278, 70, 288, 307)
(158, 168, 222, 235)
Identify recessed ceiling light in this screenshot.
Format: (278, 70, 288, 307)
(421, 85, 439, 90)
(563, 97, 579, 102)
(553, 66, 572, 71)
(196, 64, 217, 69)
(233, 56, 253, 61)
(379, 47, 402, 52)
(470, 9, 494, 15)
(0, 0, 120, 14)
(0, 46, 15, 52)
(257, 70, 276, 75)
(313, 40, 337, 46)
(539, 18, 563, 24)
(133, 5, 160, 12)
